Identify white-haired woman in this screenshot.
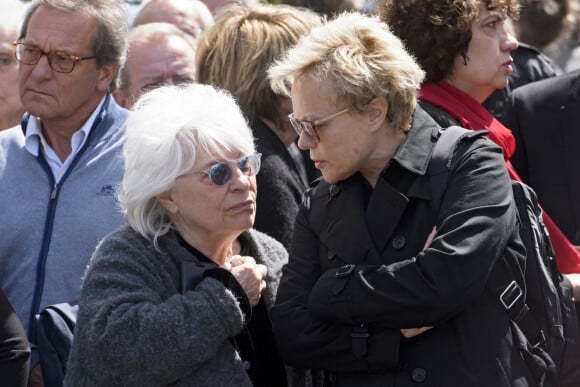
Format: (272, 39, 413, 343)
(268, 12, 530, 386)
(64, 84, 288, 386)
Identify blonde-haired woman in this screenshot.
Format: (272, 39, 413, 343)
(269, 12, 533, 386)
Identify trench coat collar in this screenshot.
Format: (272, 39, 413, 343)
(392, 104, 442, 176)
(314, 105, 441, 259)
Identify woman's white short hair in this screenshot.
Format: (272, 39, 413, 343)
(118, 83, 255, 245)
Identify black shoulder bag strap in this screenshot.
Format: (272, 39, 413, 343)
(429, 126, 547, 349)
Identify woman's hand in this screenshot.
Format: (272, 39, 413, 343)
(228, 256, 268, 307)
(565, 273, 580, 301)
(400, 326, 433, 339)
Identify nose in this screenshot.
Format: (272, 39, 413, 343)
(228, 164, 252, 191)
(501, 27, 518, 53)
(29, 54, 52, 77)
(297, 130, 316, 150)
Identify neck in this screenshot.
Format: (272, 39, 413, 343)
(445, 78, 492, 104)
(179, 230, 241, 265)
(360, 123, 408, 188)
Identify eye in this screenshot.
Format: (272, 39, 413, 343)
(174, 75, 195, 84)
(53, 51, 72, 64)
(238, 157, 250, 172)
(486, 20, 498, 29)
(141, 82, 165, 93)
(0, 54, 13, 67)
(208, 163, 231, 185)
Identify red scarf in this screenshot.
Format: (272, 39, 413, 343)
(420, 81, 580, 274)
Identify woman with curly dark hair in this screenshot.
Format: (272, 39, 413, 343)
(380, 0, 580, 284)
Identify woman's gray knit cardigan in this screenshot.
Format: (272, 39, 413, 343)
(63, 225, 287, 387)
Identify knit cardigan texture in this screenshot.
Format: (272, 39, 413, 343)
(64, 226, 287, 387)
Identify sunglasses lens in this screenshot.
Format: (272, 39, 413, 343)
(238, 156, 253, 174)
(208, 163, 232, 185)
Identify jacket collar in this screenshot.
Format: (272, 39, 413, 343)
(392, 104, 442, 176)
(310, 105, 444, 258)
(20, 93, 128, 145)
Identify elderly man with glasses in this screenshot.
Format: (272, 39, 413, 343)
(0, 0, 129, 385)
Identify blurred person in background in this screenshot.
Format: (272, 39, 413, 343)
(132, 0, 213, 38)
(0, 0, 27, 131)
(380, 0, 580, 279)
(196, 3, 321, 249)
(281, 0, 365, 16)
(113, 22, 197, 109)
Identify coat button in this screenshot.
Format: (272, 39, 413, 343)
(392, 235, 406, 249)
(411, 367, 427, 383)
(328, 372, 337, 383)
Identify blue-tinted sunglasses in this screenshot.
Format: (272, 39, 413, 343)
(191, 153, 262, 186)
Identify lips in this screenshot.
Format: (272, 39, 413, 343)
(27, 88, 51, 96)
(229, 200, 254, 212)
(502, 58, 514, 73)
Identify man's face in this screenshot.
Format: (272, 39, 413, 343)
(18, 5, 117, 129)
(115, 37, 196, 108)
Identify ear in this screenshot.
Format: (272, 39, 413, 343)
(155, 190, 179, 215)
(96, 63, 120, 93)
(365, 97, 389, 132)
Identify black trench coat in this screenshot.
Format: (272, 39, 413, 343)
(271, 106, 535, 387)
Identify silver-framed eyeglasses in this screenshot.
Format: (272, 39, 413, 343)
(13, 42, 96, 74)
(288, 106, 354, 143)
(189, 153, 262, 186)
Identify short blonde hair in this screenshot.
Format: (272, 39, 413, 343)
(268, 12, 425, 131)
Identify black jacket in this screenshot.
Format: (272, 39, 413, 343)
(272, 106, 533, 386)
(502, 70, 580, 245)
(253, 120, 310, 248)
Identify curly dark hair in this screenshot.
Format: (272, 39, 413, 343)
(380, 0, 520, 82)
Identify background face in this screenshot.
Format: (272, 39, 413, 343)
(0, 26, 24, 130)
(123, 37, 197, 108)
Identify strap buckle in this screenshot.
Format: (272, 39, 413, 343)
(499, 280, 523, 310)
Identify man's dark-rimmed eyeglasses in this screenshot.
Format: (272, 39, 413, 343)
(12, 42, 96, 74)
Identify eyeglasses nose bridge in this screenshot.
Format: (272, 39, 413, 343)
(30, 50, 54, 71)
(227, 162, 252, 188)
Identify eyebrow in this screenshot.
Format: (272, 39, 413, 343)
(19, 41, 77, 55)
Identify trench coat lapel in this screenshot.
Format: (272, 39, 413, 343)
(317, 175, 378, 264)
(366, 177, 409, 253)
(315, 106, 440, 262)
